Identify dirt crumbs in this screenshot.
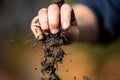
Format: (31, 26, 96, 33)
(83, 76, 90, 80)
(39, 33, 67, 80)
(39, 0, 66, 79)
(38, 33, 90, 80)
(36, 0, 90, 80)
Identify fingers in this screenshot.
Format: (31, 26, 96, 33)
(31, 4, 60, 40)
(38, 8, 49, 35)
(48, 4, 60, 34)
(31, 4, 75, 40)
(61, 4, 72, 30)
(31, 16, 43, 40)
(38, 4, 60, 34)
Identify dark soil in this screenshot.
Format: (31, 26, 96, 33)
(39, 33, 90, 80)
(40, 0, 67, 79)
(39, 32, 67, 80)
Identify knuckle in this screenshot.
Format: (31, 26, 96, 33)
(38, 8, 47, 14)
(62, 4, 71, 8)
(30, 26, 33, 31)
(36, 33, 44, 40)
(31, 16, 38, 23)
(48, 4, 59, 10)
(42, 25, 49, 31)
(61, 4, 72, 12)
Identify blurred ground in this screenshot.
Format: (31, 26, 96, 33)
(1, 40, 120, 80)
(0, 0, 120, 80)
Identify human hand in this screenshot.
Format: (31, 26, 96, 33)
(31, 4, 76, 40)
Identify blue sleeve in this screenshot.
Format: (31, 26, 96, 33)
(76, 0, 120, 43)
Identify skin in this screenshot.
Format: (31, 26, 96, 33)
(31, 4, 99, 43)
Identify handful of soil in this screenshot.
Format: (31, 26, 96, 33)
(39, 0, 66, 80)
(38, 0, 90, 80)
(40, 32, 67, 80)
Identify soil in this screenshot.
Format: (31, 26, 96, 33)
(40, 0, 67, 79)
(39, 33, 90, 80)
(39, 32, 67, 80)
(39, 0, 90, 80)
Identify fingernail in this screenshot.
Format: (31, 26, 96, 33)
(51, 29, 59, 34)
(63, 22, 70, 30)
(36, 32, 43, 40)
(43, 30, 49, 35)
(45, 32, 49, 35)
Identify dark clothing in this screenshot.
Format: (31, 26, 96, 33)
(77, 0, 120, 43)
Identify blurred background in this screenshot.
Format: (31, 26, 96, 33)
(0, 0, 120, 80)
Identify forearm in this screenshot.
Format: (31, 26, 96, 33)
(65, 4, 99, 43)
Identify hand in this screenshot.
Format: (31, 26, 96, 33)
(31, 4, 76, 40)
